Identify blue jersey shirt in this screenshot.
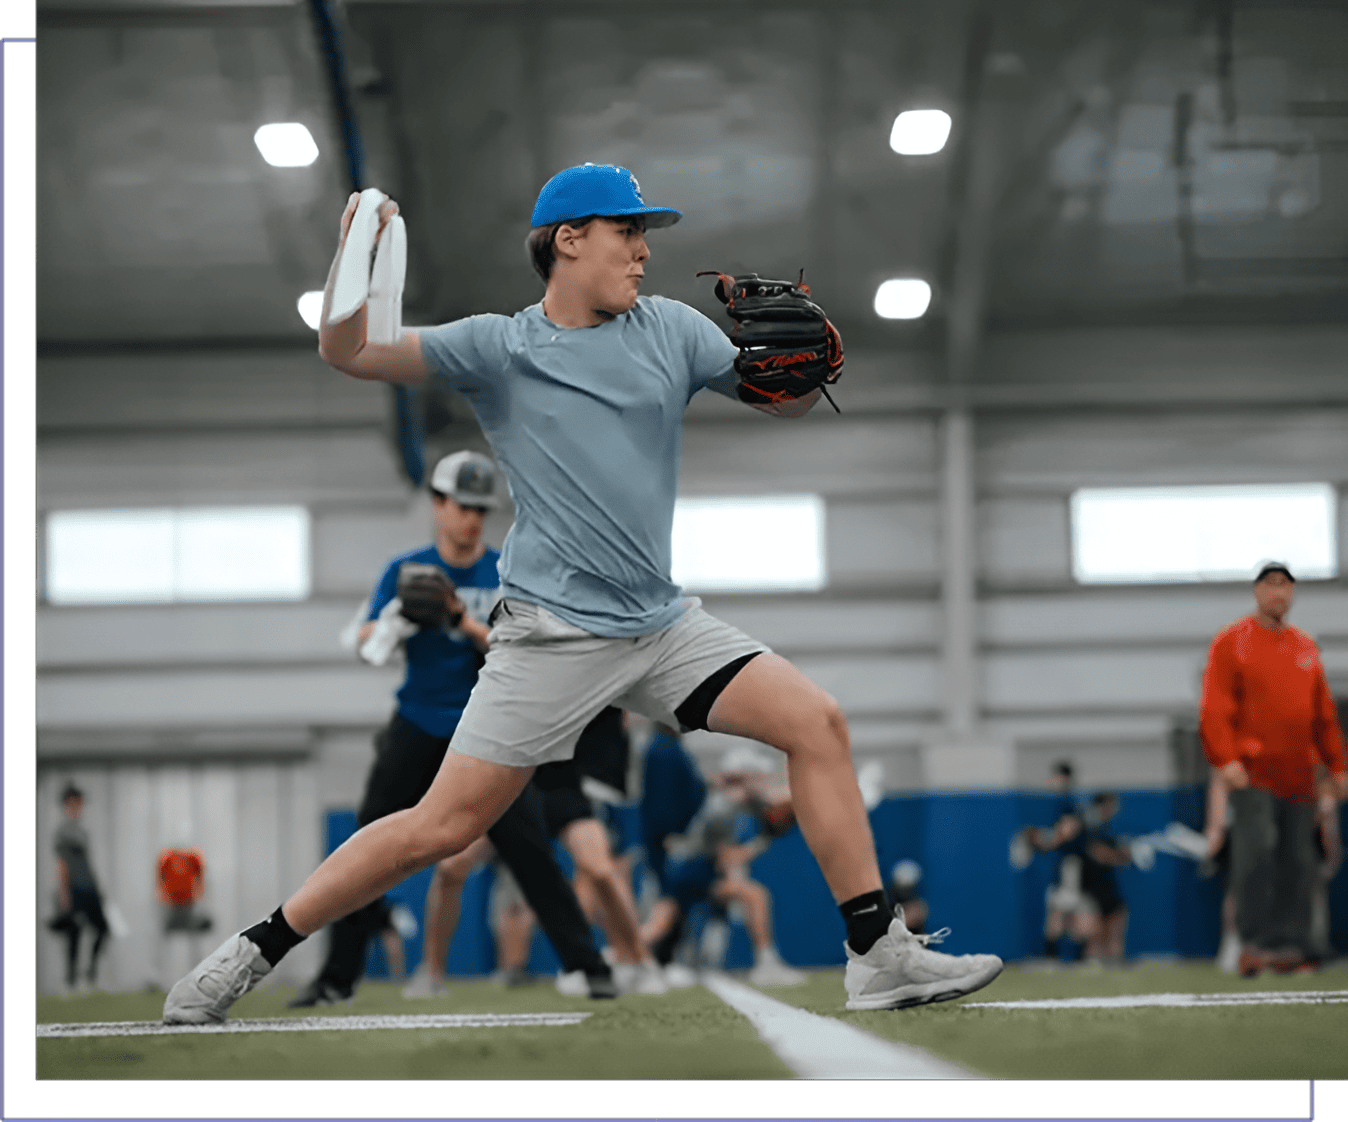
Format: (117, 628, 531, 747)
(367, 545, 502, 738)
(419, 296, 738, 638)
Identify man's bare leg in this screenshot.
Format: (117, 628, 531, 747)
(707, 653, 881, 902)
(284, 752, 532, 935)
(559, 819, 647, 964)
(420, 837, 494, 985)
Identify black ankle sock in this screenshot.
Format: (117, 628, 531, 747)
(1044, 937, 1060, 960)
(242, 906, 306, 968)
(841, 890, 891, 955)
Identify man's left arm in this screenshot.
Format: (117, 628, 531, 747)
(1312, 667, 1346, 799)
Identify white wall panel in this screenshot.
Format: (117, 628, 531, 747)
(790, 654, 941, 716)
(38, 429, 407, 508)
(984, 650, 1204, 712)
(978, 497, 1070, 584)
(827, 500, 939, 585)
(679, 416, 938, 497)
(982, 587, 1348, 647)
(706, 597, 939, 653)
(38, 601, 362, 667)
(979, 408, 1348, 492)
(38, 665, 401, 728)
(38, 350, 382, 431)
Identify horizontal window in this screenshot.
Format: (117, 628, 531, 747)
(45, 506, 311, 604)
(671, 495, 826, 593)
(1071, 483, 1337, 584)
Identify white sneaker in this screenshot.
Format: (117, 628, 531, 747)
(402, 966, 442, 999)
(663, 963, 700, 989)
(613, 961, 670, 996)
(1217, 930, 1241, 974)
(555, 969, 589, 996)
(163, 933, 272, 1024)
(748, 949, 807, 987)
(844, 918, 1002, 1011)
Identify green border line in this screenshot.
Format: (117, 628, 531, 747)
(0, 4, 1326, 1116)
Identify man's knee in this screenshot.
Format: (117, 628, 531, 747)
(784, 694, 849, 759)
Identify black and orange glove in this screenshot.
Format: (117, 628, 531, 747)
(698, 270, 843, 412)
(395, 563, 459, 629)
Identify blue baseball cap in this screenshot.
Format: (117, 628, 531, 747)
(530, 163, 681, 229)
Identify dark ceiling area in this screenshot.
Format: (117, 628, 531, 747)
(38, 0, 1348, 361)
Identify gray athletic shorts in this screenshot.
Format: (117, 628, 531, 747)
(450, 598, 768, 769)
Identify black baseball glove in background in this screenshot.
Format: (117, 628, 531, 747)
(395, 563, 459, 628)
(698, 270, 844, 412)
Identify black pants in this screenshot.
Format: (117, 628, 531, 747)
(59, 888, 109, 984)
(314, 713, 607, 991)
(1229, 787, 1319, 955)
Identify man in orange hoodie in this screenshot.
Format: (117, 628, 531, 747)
(1200, 562, 1346, 977)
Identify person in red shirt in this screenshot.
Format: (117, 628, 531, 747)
(157, 847, 212, 933)
(1200, 562, 1346, 976)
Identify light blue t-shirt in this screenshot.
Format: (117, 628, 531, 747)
(419, 296, 738, 637)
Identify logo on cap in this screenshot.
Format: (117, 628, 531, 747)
(629, 172, 644, 202)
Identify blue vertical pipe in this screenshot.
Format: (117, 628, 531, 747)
(307, 0, 425, 487)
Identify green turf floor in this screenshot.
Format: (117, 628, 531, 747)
(774, 958, 1348, 1080)
(36, 977, 792, 1080)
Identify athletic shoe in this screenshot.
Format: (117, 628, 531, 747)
(843, 918, 1003, 1011)
(1216, 930, 1241, 973)
(614, 961, 670, 996)
(163, 933, 272, 1024)
(1237, 947, 1265, 978)
(401, 966, 443, 1000)
(586, 971, 619, 999)
(499, 967, 536, 988)
(748, 950, 807, 988)
(555, 969, 589, 996)
(663, 962, 700, 989)
(287, 977, 354, 1009)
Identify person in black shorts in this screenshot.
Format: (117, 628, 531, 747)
(408, 708, 668, 997)
(1075, 792, 1133, 964)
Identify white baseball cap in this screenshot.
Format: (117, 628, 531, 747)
(430, 451, 500, 509)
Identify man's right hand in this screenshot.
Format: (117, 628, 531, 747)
(1220, 761, 1250, 790)
(338, 191, 400, 246)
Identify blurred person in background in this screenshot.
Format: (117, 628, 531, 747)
(1015, 760, 1088, 961)
(886, 860, 928, 936)
(1074, 792, 1133, 965)
(1200, 562, 1346, 977)
(639, 746, 806, 986)
(157, 842, 212, 934)
(404, 708, 666, 998)
(48, 784, 110, 993)
(289, 450, 616, 1007)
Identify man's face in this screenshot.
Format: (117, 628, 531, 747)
(63, 795, 83, 819)
(1253, 572, 1295, 622)
(433, 494, 486, 552)
(565, 217, 649, 317)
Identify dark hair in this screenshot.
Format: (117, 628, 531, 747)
(1052, 761, 1074, 780)
(525, 216, 596, 282)
(60, 783, 83, 803)
(1092, 791, 1118, 807)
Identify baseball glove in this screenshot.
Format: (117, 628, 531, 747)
(396, 563, 459, 629)
(698, 270, 843, 412)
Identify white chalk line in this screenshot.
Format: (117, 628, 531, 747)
(702, 973, 977, 1079)
(965, 989, 1348, 1010)
(38, 1011, 591, 1038)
